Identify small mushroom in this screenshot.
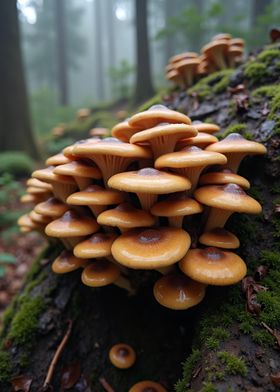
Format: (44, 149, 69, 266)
(212, 33, 232, 41)
(34, 197, 68, 218)
(179, 247, 247, 285)
(228, 45, 244, 68)
(76, 108, 91, 121)
(176, 132, 218, 150)
(29, 210, 52, 225)
(111, 119, 140, 142)
(175, 58, 201, 87)
(46, 152, 71, 166)
(199, 228, 240, 249)
(153, 273, 206, 310)
(89, 127, 109, 138)
(192, 121, 220, 134)
(199, 168, 250, 189)
(52, 250, 88, 274)
(109, 343, 136, 369)
(74, 232, 118, 259)
(201, 39, 229, 69)
(129, 380, 167, 392)
(26, 178, 53, 191)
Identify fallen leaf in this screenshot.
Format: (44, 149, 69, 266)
(228, 84, 245, 94)
(270, 373, 280, 386)
(61, 362, 81, 390)
(11, 375, 32, 392)
(254, 265, 268, 281)
(246, 292, 262, 316)
(234, 93, 249, 112)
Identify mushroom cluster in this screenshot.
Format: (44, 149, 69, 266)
(166, 33, 245, 88)
(19, 104, 266, 311)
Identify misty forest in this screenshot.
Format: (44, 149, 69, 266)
(0, 0, 280, 391)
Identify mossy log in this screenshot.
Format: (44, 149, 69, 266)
(0, 44, 280, 392)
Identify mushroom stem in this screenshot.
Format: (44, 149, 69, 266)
(88, 205, 106, 217)
(92, 155, 133, 187)
(212, 50, 227, 69)
(204, 208, 233, 231)
(114, 275, 136, 295)
(176, 167, 204, 195)
(74, 176, 92, 190)
(52, 183, 77, 203)
(156, 265, 176, 275)
(136, 192, 158, 211)
(168, 216, 184, 228)
(149, 137, 180, 160)
(223, 153, 247, 173)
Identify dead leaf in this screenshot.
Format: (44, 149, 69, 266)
(61, 362, 81, 390)
(11, 375, 32, 392)
(234, 93, 249, 113)
(270, 28, 280, 43)
(228, 84, 245, 94)
(254, 265, 268, 281)
(270, 373, 280, 385)
(261, 102, 270, 116)
(246, 292, 262, 316)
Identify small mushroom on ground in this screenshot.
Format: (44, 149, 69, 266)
(199, 228, 240, 249)
(108, 167, 190, 210)
(201, 39, 229, 69)
(153, 273, 206, 310)
(175, 57, 201, 87)
(52, 250, 88, 274)
(179, 247, 247, 285)
(129, 380, 167, 392)
(109, 343, 136, 369)
(111, 227, 190, 269)
(76, 108, 91, 121)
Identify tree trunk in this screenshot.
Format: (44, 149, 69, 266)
(54, 0, 68, 106)
(94, 0, 105, 102)
(133, 0, 154, 104)
(0, 45, 279, 391)
(0, 0, 39, 159)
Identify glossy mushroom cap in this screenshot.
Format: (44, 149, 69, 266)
(26, 178, 53, 191)
(201, 40, 229, 69)
(34, 197, 68, 218)
(199, 228, 240, 249)
(170, 52, 198, 64)
(45, 210, 99, 238)
(199, 169, 250, 189)
(153, 273, 206, 310)
(179, 247, 247, 285)
(128, 104, 191, 129)
(192, 121, 220, 134)
(97, 203, 156, 230)
(29, 210, 52, 225)
(111, 120, 140, 142)
(67, 185, 125, 206)
(129, 380, 167, 392)
(212, 33, 232, 41)
(46, 152, 71, 166)
(205, 133, 267, 172)
(109, 343, 136, 369)
(63, 138, 101, 159)
(176, 132, 218, 150)
(111, 227, 191, 269)
(54, 161, 102, 180)
(174, 58, 201, 87)
(81, 259, 120, 287)
(230, 38, 245, 47)
(74, 232, 118, 258)
(130, 122, 197, 159)
(52, 250, 88, 274)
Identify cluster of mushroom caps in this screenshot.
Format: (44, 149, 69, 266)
(18, 104, 266, 311)
(166, 33, 245, 88)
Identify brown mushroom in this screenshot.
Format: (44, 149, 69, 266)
(199, 228, 240, 249)
(129, 380, 167, 392)
(109, 343, 136, 369)
(34, 197, 68, 218)
(74, 232, 118, 259)
(52, 250, 88, 274)
(54, 161, 102, 190)
(199, 169, 250, 189)
(201, 40, 229, 69)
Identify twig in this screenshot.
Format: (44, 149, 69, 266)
(42, 320, 73, 389)
(261, 322, 273, 334)
(99, 377, 115, 392)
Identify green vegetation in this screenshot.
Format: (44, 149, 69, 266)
(0, 351, 12, 383)
(188, 70, 233, 100)
(108, 59, 135, 100)
(218, 123, 247, 139)
(0, 152, 35, 178)
(205, 327, 230, 350)
(244, 63, 267, 84)
(244, 48, 280, 85)
(217, 352, 247, 376)
(252, 330, 275, 346)
(175, 349, 201, 392)
(201, 382, 218, 392)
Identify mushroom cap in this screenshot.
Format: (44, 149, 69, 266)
(34, 197, 69, 218)
(26, 186, 52, 195)
(179, 247, 247, 285)
(128, 104, 191, 129)
(151, 193, 203, 217)
(228, 45, 243, 56)
(194, 183, 262, 213)
(45, 209, 99, 237)
(176, 132, 218, 149)
(72, 137, 152, 159)
(166, 69, 182, 83)
(111, 120, 140, 142)
(153, 273, 206, 310)
(129, 380, 167, 392)
(130, 123, 197, 145)
(108, 168, 191, 194)
(97, 203, 156, 229)
(230, 38, 245, 47)
(109, 343, 136, 369)
(111, 227, 191, 269)
(67, 184, 125, 206)
(199, 169, 250, 189)
(81, 259, 120, 287)
(175, 58, 201, 73)
(170, 52, 198, 64)
(17, 214, 42, 230)
(155, 146, 227, 169)
(202, 39, 229, 55)
(46, 152, 71, 166)
(32, 166, 76, 185)
(205, 133, 267, 155)
(20, 194, 42, 204)
(192, 121, 220, 134)
(26, 178, 53, 191)
(29, 210, 52, 224)
(63, 138, 100, 159)
(199, 228, 240, 249)
(89, 127, 109, 137)
(52, 250, 88, 274)
(53, 161, 102, 179)
(74, 232, 118, 258)
(212, 33, 232, 41)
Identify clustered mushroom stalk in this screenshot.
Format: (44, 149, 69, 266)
(19, 104, 266, 311)
(165, 33, 245, 89)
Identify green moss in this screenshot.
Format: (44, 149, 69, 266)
(256, 49, 280, 64)
(217, 351, 247, 376)
(7, 296, 45, 346)
(257, 291, 280, 328)
(188, 70, 233, 100)
(200, 382, 218, 392)
(251, 85, 279, 99)
(0, 351, 12, 382)
(244, 63, 267, 84)
(252, 330, 275, 346)
(260, 250, 280, 269)
(175, 349, 201, 392)
(239, 320, 254, 334)
(205, 327, 230, 350)
(219, 123, 247, 139)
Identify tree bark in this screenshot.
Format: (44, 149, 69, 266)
(133, 0, 154, 104)
(54, 0, 69, 106)
(0, 0, 39, 159)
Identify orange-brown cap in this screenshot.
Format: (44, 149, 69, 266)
(129, 381, 167, 392)
(81, 259, 120, 287)
(128, 104, 191, 129)
(111, 227, 190, 269)
(153, 273, 206, 310)
(34, 197, 68, 218)
(52, 250, 88, 274)
(74, 232, 118, 259)
(67, 184, 125, 206)
(29, 210, 52, 225)
(46, 152, 71, 166)
(130, 122, 197, 159)
(179, 247, 247, 285)
(176, 132, 218, 150)
(32, 166, 76, 185)
(199, 169, 250, 189)
(111, 120, 140, 142)
(170, 52, 198, 64)
(63, 138, 100, 159)
(212, 33, 232, 41)
(165, 69, 184, 87)
(192, 121, 220, 134)
(20, 193, 44, 204)
(230, 38, 245, 47)
(205, 133, 267, 172)
(26, 178, 53, 191)
(109, 344, 136, 369)
(54, 161, 102, 180)
(175, 58, 201, 87)
(17, 213, 43, 230)
(199, 228, 240, 249)
(26, 186, 52, 196)
(97, 203, 156, 231)
(201, 40, 229, 69)
(45, 209, 99, 238)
